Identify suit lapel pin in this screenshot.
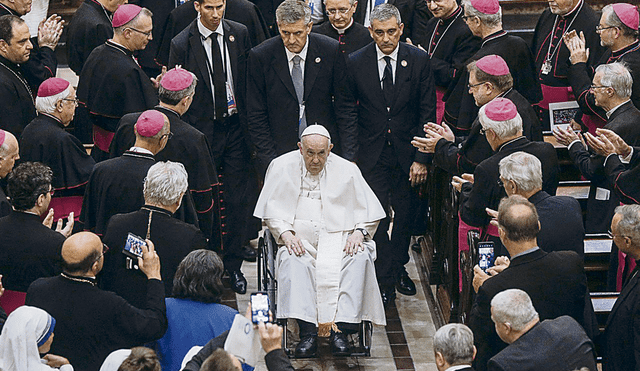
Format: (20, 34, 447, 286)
(229, 35, 235, 42)
(315, 57, 321, 63)
(401, 60, 407, 67)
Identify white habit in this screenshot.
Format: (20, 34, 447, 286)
(254, 150, 387, 335)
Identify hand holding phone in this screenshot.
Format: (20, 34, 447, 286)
(478, 241, 495, 273)
(250, 292, 270, 324)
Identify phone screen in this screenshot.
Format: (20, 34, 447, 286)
(250, 292, 270, 324)
(478, 242, 495, 273)
(123, 233, 146, 259)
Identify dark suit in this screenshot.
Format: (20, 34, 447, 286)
(529, 190, 584, 256)
(568, 101, 640, 233)
(168, 19, 255, 272)
(352, 0, 431, 41)
(66, 0, 113, 75)
(101, 205, 207, 308)
(469, 248, 588, 371)
(488, 316, 596, 371)
(0, 211, 64, 292)
(344, 42, 435, 285)
(247, 33, 356, 171)
(460, 137, 559, 228)
(602, 263, 640, 371)
(604, 149, 640, 205)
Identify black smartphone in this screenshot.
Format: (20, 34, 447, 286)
(122, 232, 146, 260)
(478, 241, 495, 273)
(250, 292, 270, 324)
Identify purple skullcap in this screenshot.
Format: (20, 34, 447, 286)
(470, 0, 500, 15)
(0, 130, 5, 147)
(161, 67, 194, 91)
(135, 110, 166, 137)
(476, 55, 510, 76)
(37, 78, 70, 97)
(485, 98, 518, 121)
(612, 3, 639, 31)
(112, 4, 143, 28)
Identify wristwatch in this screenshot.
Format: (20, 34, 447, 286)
(356, 228, 369, 239)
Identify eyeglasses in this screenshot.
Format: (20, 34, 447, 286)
(480, 127, 487, 135)
(326, 7, 351, 15)
(468, 81, 485, 90)
(497, 178, 504, 187)
(94, 243, 110, 263)
(590, 84, 610, 91)
(62, 98, 79, 106)
(127, 27, 152, 38)
(462, 15, 476, 22)
(160, 132, 174, 140)
(595, 25, 617, 33)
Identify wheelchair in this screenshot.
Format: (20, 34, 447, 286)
(257, 228, 374, 357)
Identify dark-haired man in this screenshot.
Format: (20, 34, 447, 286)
(0, 162, 73, 293)
(26, 231, 168, 371)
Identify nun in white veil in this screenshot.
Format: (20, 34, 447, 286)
(0, 306, 73, 371)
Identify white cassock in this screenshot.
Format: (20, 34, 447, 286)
(254, 150, 387, 336)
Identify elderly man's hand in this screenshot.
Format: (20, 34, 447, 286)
(138, 239, 162, 280)
(38, 15, 64, 49)
(43, 354, 71, 368)
(486, 208, 498, 228)
(596, 128, 632, 158)
(425, 122, 455, 142)
(487, 256, 510, 275)
(473, 265, 491, 293)
(55, 212, 74, 238)
(411, 136, 439, 154)
(281, 231, 305, 257)
(584, 132, 616, 157)
(258, 322, 284, 353)
(409, 162, 428, 187)
(553, 126, 582, 147)
(344, 230, 365, 256)
(563, 30, 589, 64)
(451, 173, 473, 193)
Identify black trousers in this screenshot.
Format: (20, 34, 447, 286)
(209, 116, 255, 272)
(362, 144, 419, 287)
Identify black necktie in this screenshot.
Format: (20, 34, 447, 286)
(382, 56, 394, 108)
(211, 33, 227, 120)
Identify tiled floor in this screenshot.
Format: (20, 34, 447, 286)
(230, 250, 438, 371)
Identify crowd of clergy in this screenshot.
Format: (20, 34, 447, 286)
(0, 0, 640, 369)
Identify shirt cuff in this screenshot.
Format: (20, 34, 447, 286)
(620, 147, 634, 164)
(567, 140, 582, 151)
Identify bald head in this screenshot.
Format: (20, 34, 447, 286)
(61, 232, 103, 275)
(497, 195, 540, 243)
(0, 131, 19, 178)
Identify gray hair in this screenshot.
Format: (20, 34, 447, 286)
(614, 204, 640, 244)
(461, 0, 501, 28)
(35, 86, 71, 114)
(370, 3, 401, 25)
(596, 62, 633, 99)
(114, 8, 153, 34)
(491, 289, 539, 332)
(323, 0, 356, 6)
(276, 0, 311, 25)
(143, 161, 189, 206)
(478, 104, 522, 139)
(158, 72, 198, 106)
(433, 324, 475, 366)
(499, 152, 543, 193)
(602, 5, 639, 39)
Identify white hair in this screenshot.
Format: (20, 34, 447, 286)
(143, 161, 189, 206)
(597, 62, 633, 99)
(478, 104, 522, 139)
(491, 289, 539, 332)
(433, 323, 475, 365)
(34, 87, 71, 114)
(276, 0, 311, 25)
(461, 0, 502, 28)
(615, 204, 640, 244)
(499, 152, 543, 193)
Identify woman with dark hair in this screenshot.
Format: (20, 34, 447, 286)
(156, 250, 239, 371)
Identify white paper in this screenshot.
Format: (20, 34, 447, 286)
(595, 187, 610, 201)
(224, 314, 262, 367)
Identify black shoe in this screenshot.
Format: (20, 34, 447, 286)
(295, 335, 318, 358)
(380, 286, 396, 308)
(228, 270, 247, 294)
(395, 270, 416, 296)
(331, 331, 351, 356)
(240, 245, 257, 262)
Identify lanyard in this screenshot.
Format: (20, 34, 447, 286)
(481, 31, 507, 48)
(545, 1, 583, 63)
(0, 61, 34, 103)
(427, 8, 462, 57)
(202, 32, 229, 81)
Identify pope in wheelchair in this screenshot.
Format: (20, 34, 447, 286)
(254, 125, 387, 357)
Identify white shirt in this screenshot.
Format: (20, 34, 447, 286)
(376, 43, 398, 88)
(444, 366, 473, 371)
(332, 19, 354, 35)
(197, 18, 236, 115)
(285, 37, 310, 81)
(128, 146, 153, 155)
(364, 0, 388, 27)
(606, 100, 631, 119)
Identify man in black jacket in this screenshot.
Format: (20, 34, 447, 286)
(469, 196, 589, 371)
(0, 130, 19, 218)
(26, 232, 168, 371)
(101, 161, 207, 308)
(311, 0, 372, 57)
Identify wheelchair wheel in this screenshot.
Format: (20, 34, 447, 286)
(260, 229, 277, 318)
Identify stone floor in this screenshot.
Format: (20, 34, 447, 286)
(231, 251, 438, 371)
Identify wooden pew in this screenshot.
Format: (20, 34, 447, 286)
(584, 234, 613, 293)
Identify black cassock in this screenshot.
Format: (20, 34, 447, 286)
(0, 55, 36, 138)
(109, 106, 218, 243)
(568, 40, 640, 121)
(0, 181, 9, 218)
(130, 0, 176, 76)
(443, 30, 542, 135)
(311, 21, 372, 57)
(20, 114, 96, 220)
(605, 148, 640, 205)
(155, 0, 269, 67)
(80, 151, 198, 236)
(76, 41, 158, 161)
(66, 0, 113, 75)
(0, 4, 57, 92)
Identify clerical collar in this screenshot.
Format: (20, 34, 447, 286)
(0, 3, 17, 15)
(16, 210, 40, 217)
(497, 88, 513, 98)
(128, 146, 154, 155)
(510, 246, 539, 260)
(498, 136, 526, 152)
(444, 365, 472, 371)
(607, 100, 631, 119)
(285, 36, 310, 63)
(142, 205, 173, 217)
(156, 105, 180, 118)
(441, 5, 461, 22)
(88, 0, 112, 21)
(106, 39, 133, 56)
(481, 30, 507, 47)
(332, 19, 354, 34)
(375, 43, 399, 61)
(61, 272, 97, 286)
(38, 112, 64, 126)
(611, 40, 640, 59)
(198, 16, 223, 39)
(0, 54, 20, 71)
(561, 0, 582, 19)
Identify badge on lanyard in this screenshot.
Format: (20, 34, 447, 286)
(541, 60, 552, 75)
(226, 81, 237, 114)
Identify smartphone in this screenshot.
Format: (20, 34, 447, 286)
(478, 241, 495, 273)
(122, 233, 146, 260)
(250, 292, 270, 324)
